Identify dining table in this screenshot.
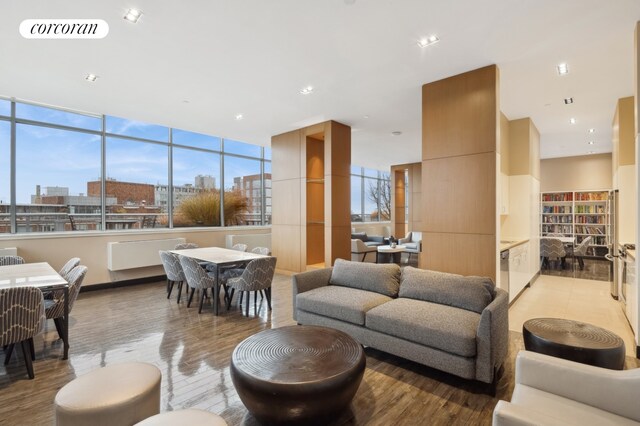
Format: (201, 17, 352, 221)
(169, 247, 267, 315)
(541, 236, 575, 245)
(0, 262, 70, 359)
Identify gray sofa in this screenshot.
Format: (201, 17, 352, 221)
(351, 232, 385, 247)
(292, 259, 509, 389)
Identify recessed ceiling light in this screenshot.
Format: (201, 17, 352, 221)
(235, 113, 244, 120)
(85, 73, 98, 82)
(588, 141, 595, 145)
(557, 63, 569, 76)
(299, 86, 314, 95)
(417, 35, 440, 48)
(182, 100, 189, 104)
(569, 118, 576, 124)
(587, 151, 595, 154)
(391, 131, 402, 136)
(564, 97, 573, 104)
(363, 115, 369, 119)
(124, 8, 143, 23)
(588, 128, 595, 133)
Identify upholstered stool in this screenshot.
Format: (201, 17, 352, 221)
(135, 409, 228, 425)
(55, 362, 161, 426)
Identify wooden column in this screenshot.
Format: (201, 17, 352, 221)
(390, 162, 422, 239)
(421, 65, 499, 280)
(271, 120, 351, 273)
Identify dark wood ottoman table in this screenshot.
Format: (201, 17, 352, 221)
(230, 325, 366, 424)
(523, 318, 625, 370)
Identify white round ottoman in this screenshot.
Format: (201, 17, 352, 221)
(55, 362, 161, 426)
(135, 409, 228, 425)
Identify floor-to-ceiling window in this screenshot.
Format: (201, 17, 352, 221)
(14, 104, 102, 233)
(351, 166, 391, 222)
(1, 98, 271, 233)
(0, 101, 10, 233)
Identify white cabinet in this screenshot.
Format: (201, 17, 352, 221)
(508, 242, 530, 303)
(500, 173, 509, 215)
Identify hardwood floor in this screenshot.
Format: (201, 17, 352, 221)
(0, 274, 637, 425)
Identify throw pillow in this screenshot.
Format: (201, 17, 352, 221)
(330, 258, 401, 297)
(399, 267, 495, 313)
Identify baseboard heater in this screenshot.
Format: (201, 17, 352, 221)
(0, 247, 18, 256)
(107, 238, 186, 271)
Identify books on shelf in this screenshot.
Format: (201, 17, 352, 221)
(540, 190, 611, 256)
(541, 192, 573, 202)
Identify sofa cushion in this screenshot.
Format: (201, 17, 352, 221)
(351, 232, 368, 242)
(403, 242, 420, 250)
(330, 258, 401, 297)
(364, 241, 383, 247)
(366, 298, 480, 357)
(297, 286, 392, 325)
(399, 267, 495, 314)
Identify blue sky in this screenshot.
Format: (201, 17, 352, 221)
(1, 101, 386, 210)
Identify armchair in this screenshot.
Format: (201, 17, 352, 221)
(351, 239, 377, 262)
(399, 232, 422, 262)
(493, 350, 640, 425)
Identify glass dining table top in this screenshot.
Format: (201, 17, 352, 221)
(0, 262, 68, 289)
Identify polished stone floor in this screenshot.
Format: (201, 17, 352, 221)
(510, 274, 636, 357)
(540, 257, 613, 282)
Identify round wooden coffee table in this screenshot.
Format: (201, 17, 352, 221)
(231, 325, 366, 424)
(523, 318, 625, 370)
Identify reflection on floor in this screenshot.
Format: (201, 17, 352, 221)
(540, 257, 612, 282)
(510, 274, 636, 357)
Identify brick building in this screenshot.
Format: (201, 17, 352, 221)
(88, 179, 155, 206)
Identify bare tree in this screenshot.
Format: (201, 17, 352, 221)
(366, 174, 391, 220)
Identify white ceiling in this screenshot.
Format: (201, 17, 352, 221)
(1, 0, 639, 169)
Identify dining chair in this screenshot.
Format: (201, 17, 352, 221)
(0, 255, 25, 266)
(225, 257, 277, 315)
(540, 238, 566, 269)
(567, 236, 592, 270)
(159, 251, 186, 302)
(210, 243, 249, 277)
(58, 257, 81, 280)
(44, 257, 81, 301)
(174, 243, 199, 250)
(178, 255, 218, 314)
(251, 247, 271, 255)
(1, 287, 46, 379)
(45, 265, 88, 347)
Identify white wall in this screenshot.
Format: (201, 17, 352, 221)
(0, 227, 270, 287)
(540, 154, 612, 192)
(351, 222, 392, 237)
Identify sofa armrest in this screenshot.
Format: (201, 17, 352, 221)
(291, 268, 332, 321)
(492, 400, 567, 426)
(475, 288, 509, 383)
(514, 350, 640, 422)
(398, 237, 409, 245)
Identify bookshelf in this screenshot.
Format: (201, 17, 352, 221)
(540, 190, 610, 257)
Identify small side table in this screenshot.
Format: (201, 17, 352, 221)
(523, 318, 625, 370)
(376, 245, 406, 265)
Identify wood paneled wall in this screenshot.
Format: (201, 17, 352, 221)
(390, 162, 422, 241)
(421, 65, 499, 281)
(271, 120, 351, 273)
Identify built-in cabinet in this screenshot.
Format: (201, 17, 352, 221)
(508, 242, 529, 303)
(541, 190, 611, 257)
